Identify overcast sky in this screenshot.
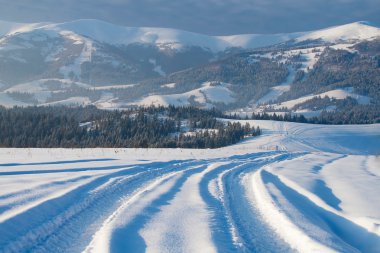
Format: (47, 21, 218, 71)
(0, 0, 379, 35)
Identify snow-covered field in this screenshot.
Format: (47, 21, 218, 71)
(0, 121, 379, 252)
(130, 82, 235, 108)
(272, 88, 371, 110)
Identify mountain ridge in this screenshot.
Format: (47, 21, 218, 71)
(0, 19, 379, 122)
(1, 19, 379, 51)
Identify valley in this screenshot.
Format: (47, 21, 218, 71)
(0, 20, 379, 122)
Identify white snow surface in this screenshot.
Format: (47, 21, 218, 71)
(0, 20, 48, 37)
(130, 82, 235, 108)
(46, 19, 303, 52)
(297, 21, 380, 43)
(59, 33, 94, 80)
(93, 84, 137, 90)
(273, 88, 371, 110)
(0, 120, 379, 252)
(255, 66, 295, 105)
(160, 83, 176, 89)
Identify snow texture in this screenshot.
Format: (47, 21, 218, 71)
(273, 88, 371, 110)
(130, 82, 235, 108)
(0, 120, 379, 252)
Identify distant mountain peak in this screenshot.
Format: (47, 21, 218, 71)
(1, 19, 380, 52)
(296, 21, 380, 43)
(0, 20, 49, 37)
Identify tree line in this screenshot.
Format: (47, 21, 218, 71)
(0, 105, 261, 148)
(248, 106, 380, 124)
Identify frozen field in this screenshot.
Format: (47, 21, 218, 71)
(0, 121, 379, 252)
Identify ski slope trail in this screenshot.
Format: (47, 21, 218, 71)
(0, 121, 379, 252)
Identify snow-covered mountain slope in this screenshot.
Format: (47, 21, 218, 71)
(0, 20, 47, 37)
(1, 19, 380, 116)
(269, 88, 370, 110)
(229, 37, 380, 118)
(45, 19, 229, 52)
(1, 19, 303, 53)
(296, 21, 380, 43)
(129, 82, 235, 108)
(2, 19, 378, 52)
(7, 19, 378, 51)
(0, 121, 379, 252)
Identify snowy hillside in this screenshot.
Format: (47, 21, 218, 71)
(130, 82, 235, 108)
(257, 88, 371, 114)
(5, 19, 379, 50)
(2, 19, 378, 52)
(0, 121, 379, 252)
(1, 19, 302, 52)
(0, 20, 46, 37)
(1, 19, 380, 117)
(296, 21, 380, 43)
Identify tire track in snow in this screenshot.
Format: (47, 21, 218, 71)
(250, 155, 380, 253)
(0, 159, 202, 253)
(84, 171, 184, 252)
(2, 150, 369, 253)
(138, 163, 217, 253)
(198, 152, 282, 252)
(0, 152, 302, 253)
(200, 162, 241, 252)
(216, 152, 300, 252)
(84, 164, 209, 253)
